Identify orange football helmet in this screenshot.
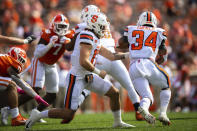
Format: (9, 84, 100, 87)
(8, 47, 27, 66)
(50, 14, 69, 36)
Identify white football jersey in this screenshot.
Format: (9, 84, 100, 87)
(74, 23, 86, 34)
(124, 25, 167, 60)
(75, 22, 115, 51)
(70, 30, 101, 77)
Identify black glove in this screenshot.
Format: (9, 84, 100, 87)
(24, 35, 36, 44)
(85, 74, 94, 83)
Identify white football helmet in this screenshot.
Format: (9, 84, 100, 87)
(81, 5, 100, 23)
(50, 14, 69, 36)
(137, 11, 157, 27)
(86, 12, 109, 38)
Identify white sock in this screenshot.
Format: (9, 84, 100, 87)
(112, 110, 122, 124)
(78, 94, 85, 107)
(160, 89, 171, 115)
(40, 110, 49, 118)
(140, 98, 151, 111)
(10, 107, 19, 118)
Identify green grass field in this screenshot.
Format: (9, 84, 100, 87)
(0, 112, 197, 131)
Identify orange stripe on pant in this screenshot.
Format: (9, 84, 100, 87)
(65, 74, 76, 109)
(32, 58, 38, 87)
(154, 63, 171, 88)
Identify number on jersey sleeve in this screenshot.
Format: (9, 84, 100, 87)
(91, 49, 99, 64)
(131, 30, 158, 51)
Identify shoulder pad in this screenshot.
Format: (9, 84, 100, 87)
(80, 33, 94, 41)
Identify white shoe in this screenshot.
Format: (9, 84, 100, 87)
(38, 118, 47, 123)
(25, 109, 41, 129)
(158, 114, 171, 126)
(1, 107, 9, 125)
(113, 121, 136, 128)
(138, 106, 156, 124)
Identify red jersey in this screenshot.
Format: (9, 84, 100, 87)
(0, 54, 22, 77)
(38, 29, 75, 65)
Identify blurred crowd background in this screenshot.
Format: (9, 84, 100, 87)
(0, 0, 197, 114)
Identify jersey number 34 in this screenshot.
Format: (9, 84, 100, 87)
(131, 30, 157, 52)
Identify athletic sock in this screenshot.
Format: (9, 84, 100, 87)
(10, 107, 19, 118)
(140, 98, 151, 111)
(40, 110, 49, 118)
(112, 110, 122, 124)
(160, 89, 171, 115)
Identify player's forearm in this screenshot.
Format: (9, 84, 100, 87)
(0, 35, 25, 45)
(112, 52, 129, 60)
(80, 58, 95, 72)
(11, 75, 37, 97)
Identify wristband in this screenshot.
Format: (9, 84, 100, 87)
(93, 68, 101, 75)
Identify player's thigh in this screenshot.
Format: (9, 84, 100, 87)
(109, 60, 132, 88)
(64, 73, 85, 110)
(0, 77, 12, 91)
(95, 55, 111, 72)
(129, 62, 144, 80)
(87, 74, 112, 95)
(31, 58, 45, 88)
(148, 63, 170, 89)
(45, 64, 59, 93)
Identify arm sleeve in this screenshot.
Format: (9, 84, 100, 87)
(79, 33, 94, 45)
(34, 44, 52, 58)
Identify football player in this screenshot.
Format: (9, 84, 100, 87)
(18, 14, 75, 118)
(0, 47, 48, 126)
(0, 35, 36, 45)
(117, 11, 171, 125)
(75, 5, 142, 120)
(25, 12, 135, 129)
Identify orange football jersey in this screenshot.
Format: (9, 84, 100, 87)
(0, 54, 22, 77)
(38, 29, 74, 65)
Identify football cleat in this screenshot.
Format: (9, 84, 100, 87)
(113, 121, 136, 128)
(1, 107, 9, 125)
(11, 114, 26, 126)
(138, 106, 156, 124)
(158, 114, 171, 126)
(135, 111, 144, 121)
(25, 109, 41, 129)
